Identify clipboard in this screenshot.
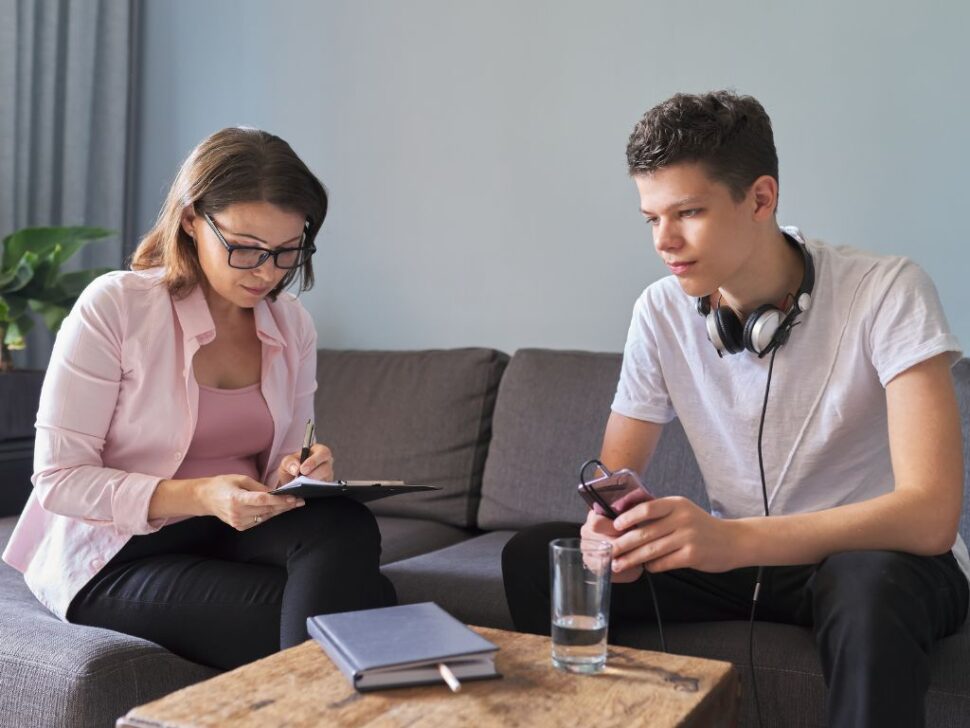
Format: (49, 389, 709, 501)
(271, 476, 441, 503)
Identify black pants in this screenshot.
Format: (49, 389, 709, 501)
(68, 497, 396, 671)
(502, 522, 969, 728)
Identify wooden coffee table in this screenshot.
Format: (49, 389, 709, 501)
(117, 626, 738, 727)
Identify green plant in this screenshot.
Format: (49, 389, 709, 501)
(0, 226, 114, 371)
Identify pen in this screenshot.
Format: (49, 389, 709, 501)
(438, 662, 461, 693)
(299, 419, 314, 465)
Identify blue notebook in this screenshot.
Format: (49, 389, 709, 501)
(307, 602, 500, 691)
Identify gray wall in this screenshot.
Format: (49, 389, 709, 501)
(136, 0, 970, 354)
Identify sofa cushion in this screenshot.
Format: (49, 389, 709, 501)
(477, 350, 620, 530)
(477, 349, 708, 530)
(382, 530, 517, 630)
(375, 515, 477, 565)
(0, 516, 217, 728)
(314, 348, 507, 529)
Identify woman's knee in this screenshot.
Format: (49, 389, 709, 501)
(278, 497, 383, 556)
(299, 495, 378, 530)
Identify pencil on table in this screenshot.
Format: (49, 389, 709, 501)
(438, 663, 461, 693)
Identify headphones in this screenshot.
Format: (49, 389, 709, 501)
(695, 232, 815, 358)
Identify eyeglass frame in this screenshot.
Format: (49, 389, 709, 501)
(201, 211, 315, 270)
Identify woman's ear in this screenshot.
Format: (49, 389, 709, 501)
(180, 205, 198, 239)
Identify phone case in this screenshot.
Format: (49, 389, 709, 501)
(578, 468, 654, 519)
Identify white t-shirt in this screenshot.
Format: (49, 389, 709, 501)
(612, 231, 970, 585)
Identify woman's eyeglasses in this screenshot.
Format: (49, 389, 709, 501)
(202, 211, 315, 270)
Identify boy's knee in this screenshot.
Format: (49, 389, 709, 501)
(502, 522, 581, 581)
(812, 551, 930, 633)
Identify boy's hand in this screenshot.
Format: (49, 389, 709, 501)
(610, 496, 744, 574)
(580, 509, 644, 583)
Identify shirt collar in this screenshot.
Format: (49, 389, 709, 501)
(172, 284, 216, 346)
(172, 284, 286, 349)
(253, 297, 285, 349)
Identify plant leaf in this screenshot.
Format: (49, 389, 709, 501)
(23, 254, 76, 299)
(2, 324, 23, 350)
(0, 226, 116, 356)
(3, 315, 34, 350)
(0, 254, 35, 293)
(0, 294, 27, 322)
(2, 227, 115, 271)
(29, 301, 70, 333)
(19, 257, 57, 299)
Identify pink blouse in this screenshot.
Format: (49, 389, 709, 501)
(1, 268, 317, 619)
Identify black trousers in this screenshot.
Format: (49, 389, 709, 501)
(68, 497, 396, 671)
(502, 522, 969, 728)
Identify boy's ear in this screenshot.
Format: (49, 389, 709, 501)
(749, 175, 779, 220)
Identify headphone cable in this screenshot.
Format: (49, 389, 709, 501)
(749, 345, 777, 728)
(645, 570, 667, 653)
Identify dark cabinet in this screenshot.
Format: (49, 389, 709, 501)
(0, 438, 33, 517)
(0, 370, 42, 517)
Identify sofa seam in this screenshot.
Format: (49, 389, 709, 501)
(465, 350, 507, 529)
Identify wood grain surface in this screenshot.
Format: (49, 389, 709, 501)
(117, 626, 738, 728)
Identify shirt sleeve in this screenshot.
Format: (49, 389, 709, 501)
(264, 303, 318, 488)
(611, 291, 676, 423)
(865, 258, 962, 386)
(31, 275, 164, 535)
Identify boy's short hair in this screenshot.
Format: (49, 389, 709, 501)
(626, 90, 778, 201)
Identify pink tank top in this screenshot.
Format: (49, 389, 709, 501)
(173, 383, 275, 481)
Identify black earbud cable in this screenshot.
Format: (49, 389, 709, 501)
(750, 345, 778, 728)
(644, 568, 667, 653)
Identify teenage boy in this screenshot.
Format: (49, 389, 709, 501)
(502, 90, 968, 728)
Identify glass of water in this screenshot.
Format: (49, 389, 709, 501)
(549, 538, 612, 673)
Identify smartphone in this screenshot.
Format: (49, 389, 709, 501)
(578, 468, 654, 520)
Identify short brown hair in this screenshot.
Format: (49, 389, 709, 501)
(131, 127, 328, 299)
(626, 91, 778, 202)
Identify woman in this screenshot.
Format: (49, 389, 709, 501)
(1, 128, 395, 670)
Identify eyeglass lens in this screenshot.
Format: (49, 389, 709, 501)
(229, 247, 305, 269)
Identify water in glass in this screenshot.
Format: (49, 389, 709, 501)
(552, 613, 608, 673)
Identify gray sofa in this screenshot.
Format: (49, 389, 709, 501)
(1, 348, 968, 727)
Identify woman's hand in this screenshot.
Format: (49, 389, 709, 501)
(197, 474, 304, 531)
(610, 496, 745, 574)
(277, 443, 335, 485)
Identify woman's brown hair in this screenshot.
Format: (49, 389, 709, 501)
(131, 127, 328, 300)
